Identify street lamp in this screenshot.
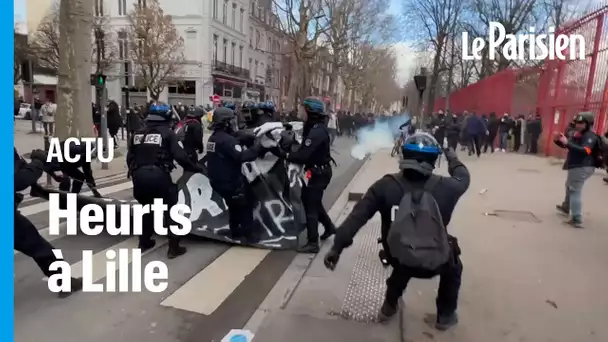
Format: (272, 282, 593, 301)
(413, 68, 427, 126)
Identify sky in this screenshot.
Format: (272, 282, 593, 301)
(388, 0, 418, 86)
(14, 0, 27, 33)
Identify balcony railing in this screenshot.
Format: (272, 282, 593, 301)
(212, 60, 250, 80)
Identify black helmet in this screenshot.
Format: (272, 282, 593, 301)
(146, 102, 172, 121)
(240, 101, 258, 122)
(574, 111, 594, 126)
(212, 107, 236, 130)
(302, 97, 326, 115)
(400, 132, 442, 175)
(190, 106, 206, 118)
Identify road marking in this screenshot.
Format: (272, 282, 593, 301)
(20, 173, 129, 204)
(160, 247, 270, 315)
(70, 236, 168, 282)
(14, 222, 69, 256)
(18, 181, 133, 216)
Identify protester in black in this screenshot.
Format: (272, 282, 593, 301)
(324, 133, 470, 330)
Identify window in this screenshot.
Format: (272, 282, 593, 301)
(222, 1, 227, 24)
(231, 42, 236, 65)
(267, 37, 271, 53)
(255, 30, 260, 49)
(232, 4, 236, 29)
(118, 0, 127, 15)
(238, 46, 243, 67)
(249, 58, 253, 79)
(250, 1, 255, 14)
(118, 31, 128, 60)
(213, 35, 218, 63)
(240, 9, 244, 32)
(223, 39, 228, 62)
(168, 81, 196, 94)
(212, 0, 218, 19)
(94, 0, 103, 16)
(249, 27, 253, 46)
(255, 60, 259, 77)
(186, 31, 197, 61)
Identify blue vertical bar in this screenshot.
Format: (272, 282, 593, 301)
(5, 0, 16, 340)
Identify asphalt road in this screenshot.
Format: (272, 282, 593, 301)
(14, 136, 364, 342)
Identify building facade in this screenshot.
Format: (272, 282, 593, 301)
(99, 0, 287, 108)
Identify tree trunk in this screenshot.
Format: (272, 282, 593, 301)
(286, 54, 300, 111)
(56, 0, 94, 140)
(424, 41, 444, 120)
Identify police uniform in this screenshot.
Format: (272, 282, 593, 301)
(286, 98, 336, 253)
(16, 148, 83, 297)
(127, 103, 203, 259)
(324, 134, 470, 331)
(206, 107, 262, 242)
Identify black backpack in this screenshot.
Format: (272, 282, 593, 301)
(592, 133, 608, 168)
(387, 174, 450, 271)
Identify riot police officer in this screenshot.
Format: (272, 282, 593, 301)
(127, 102, 203, 259)
(17, 148, 83, 297)
(256, 101, 277, 126)
(206, 107, 263, 243)
(283, 97, 336, 253)
(181, 106, 205, 164)
(240, 101, 260, 129)
(323, 133, 470, 330)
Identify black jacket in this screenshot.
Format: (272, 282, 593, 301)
(332, 152, 470, 262)
(14, 149, 45, 208)
(563, 130, 598, 169)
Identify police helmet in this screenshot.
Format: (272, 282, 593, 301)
(574, 111, 594, 126)
(146, 102, 172, 121)
(258, 101, 276, 115)
(190, 106, 206, 118)
(240, 101, 258, 121)
(302, 97, 326, 116)
(400, 132, 442, 174)
(223, 101, 236, 111)
(212, 107, 236, 130)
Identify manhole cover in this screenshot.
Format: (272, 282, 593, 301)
(488, 210, 541, 223)
(517, 168, 540, 173)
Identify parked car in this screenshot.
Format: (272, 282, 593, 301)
(18, 103, 31, 120)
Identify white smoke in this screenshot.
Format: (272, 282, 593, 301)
(350, 114, 411, 160)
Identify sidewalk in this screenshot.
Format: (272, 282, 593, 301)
(251, 150, 608, 342)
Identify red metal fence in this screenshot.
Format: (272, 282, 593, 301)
(434, 5, 608, 157)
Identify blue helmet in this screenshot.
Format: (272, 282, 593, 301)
(302, 97, 326, 115)
(400, 132, 442, 174)
(147, 102, 172, 121)
(222, 101, 236, 110)
(241, 101, 259, 122)
(258, 101, 276, 112)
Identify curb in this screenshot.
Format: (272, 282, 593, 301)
(243, 153, 373, 333)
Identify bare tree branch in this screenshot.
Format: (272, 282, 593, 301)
(126, 0, 185, 100)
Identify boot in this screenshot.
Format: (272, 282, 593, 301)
(564, 216, 583, 228)
(378, 297, 399, 323)
(435, 312, 458, 331)
(297, 241, 320, 254)
(138, 238, 156, 252)
(58, 277, 83, 298)
(555, 204, 569, 215)
(320, 226, 336, 241)
(167, 239, 187, 259)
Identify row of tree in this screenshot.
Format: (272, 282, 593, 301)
(271, 0, 403, 112)
(402, 0, 593, 116)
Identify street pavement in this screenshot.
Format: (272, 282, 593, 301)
(14, 136, 365, 342)
(251, 150, 608, 342)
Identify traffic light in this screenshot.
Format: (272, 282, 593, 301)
(90, 73, 106, 87)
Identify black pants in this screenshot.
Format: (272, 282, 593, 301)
(59, 162, 99, 195)
(217, 186, 255, 240)
(529, 135, 539, 154)
(385, 253, 463, 317)
(302, 167, 334, 243)
(446, 136, 458, 150)
(131, 166, 181, 248)
(14, 210, 58, 277)
(468, 135, 482, 157)
(513, 134, 521, 152)
(483, 133, 496, 153)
